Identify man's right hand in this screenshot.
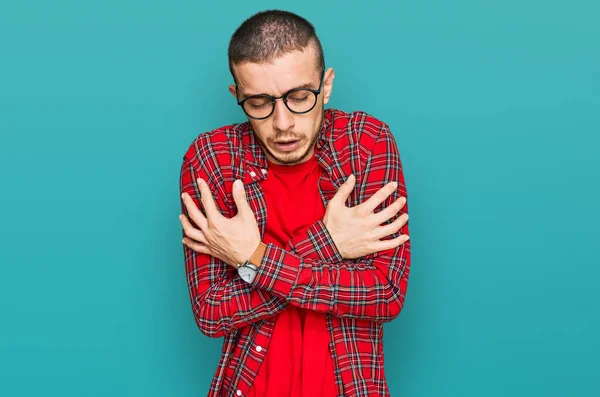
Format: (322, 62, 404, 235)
(323, 174, 409, 259)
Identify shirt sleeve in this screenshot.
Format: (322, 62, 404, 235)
(284, 219, 344, 262)
(251, 124, 411, 323)
(180, 155, 288, 338)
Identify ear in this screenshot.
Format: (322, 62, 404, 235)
(228, 84, 237, 98)
(322, 67, 335, 105)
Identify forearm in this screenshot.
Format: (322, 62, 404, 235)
(248, 242, 409, 322)
(181, 158, 286, 337)
(252, 122, 411, 322)
(184, 247, 287, 338)
(284, 220, 344, 261)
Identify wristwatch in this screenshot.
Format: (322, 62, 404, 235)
(237, 242, 266, 284)
(237, 261, 258, 284)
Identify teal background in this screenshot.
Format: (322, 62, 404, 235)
(1, 0, 598, 396)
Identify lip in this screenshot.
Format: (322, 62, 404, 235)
(273, 139, 300, 152)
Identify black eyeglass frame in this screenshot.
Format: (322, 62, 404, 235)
(235, 70, 325, 120)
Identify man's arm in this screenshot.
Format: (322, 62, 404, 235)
(181, 124, 410, 339)
(180, 157, 288, 338)
(250, 124, 411, 322)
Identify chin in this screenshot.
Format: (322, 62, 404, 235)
(270, 144, 312, 165)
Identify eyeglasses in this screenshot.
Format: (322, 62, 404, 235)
(236, 71, 325, 120)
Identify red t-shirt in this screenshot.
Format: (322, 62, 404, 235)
(247, 153, 339, 397)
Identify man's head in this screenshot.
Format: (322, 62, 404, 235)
(228, 10, 335, 165)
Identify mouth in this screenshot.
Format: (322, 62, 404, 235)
(273, 139, 301, 152)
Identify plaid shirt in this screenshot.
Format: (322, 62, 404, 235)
(180, 108, 411, 397)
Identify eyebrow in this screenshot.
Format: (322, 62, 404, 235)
(239, 81, 318, 99)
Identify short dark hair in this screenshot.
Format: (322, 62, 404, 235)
(228, 10, 325, 82)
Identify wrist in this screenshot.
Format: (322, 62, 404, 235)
(248, 241, 267, 268)
(322, 221, 343, 256)
(322, 225, 346, 259)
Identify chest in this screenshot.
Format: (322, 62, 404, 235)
(244, 167, 338, 236)
(262, 164, 326, 242)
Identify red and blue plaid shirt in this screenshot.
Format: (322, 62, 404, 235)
(180, 108, 411, 397)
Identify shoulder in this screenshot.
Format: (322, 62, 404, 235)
(181, 122, 249, 171)
(182, 122, 248, 165)
(180, 122, 250, 205)
(326, 108, 394, 155)
(180, 122, 250, 215)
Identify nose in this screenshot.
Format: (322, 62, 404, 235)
(272, 98, 294, 132)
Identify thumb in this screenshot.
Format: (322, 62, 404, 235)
(331, 174, 355, 206)
(232, 179, 251, 215)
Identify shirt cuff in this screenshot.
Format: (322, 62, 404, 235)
(251, 243, 301, 298)
(288, 220, 344, 262)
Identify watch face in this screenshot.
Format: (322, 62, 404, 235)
(238, 266, 255, 283)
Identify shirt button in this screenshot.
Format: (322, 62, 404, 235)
(256, 345, 262, 352)
(250, 171, 257, 178)
(236, 390, 242, 396)
(261, 168, 267, 175)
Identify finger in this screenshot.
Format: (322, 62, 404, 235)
(197, 178, 221, 220)
(232, 179, 251, 218)
(373, 213, 409, 240)
(182, 237, 210, 254)
(330, 174, 355, 206)
(361, 181, 398, 214)
(179, 214, 208, 245)
(374, 196, 406, 225)
(372, 234, 410, 253)
(181, 192, 208, 231)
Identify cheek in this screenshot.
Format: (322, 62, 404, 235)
(298, 115, 320, 137)
(250, 121, 273, 142)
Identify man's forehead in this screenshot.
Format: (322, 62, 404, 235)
(236, 71, 320, 98)
(233, 50, 321, 96)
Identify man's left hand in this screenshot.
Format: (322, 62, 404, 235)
(180, 178, 261, 268)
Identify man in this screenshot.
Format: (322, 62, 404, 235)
(179, 10, 411, 397)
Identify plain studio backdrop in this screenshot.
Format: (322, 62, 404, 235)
(1, 1, 598, 396)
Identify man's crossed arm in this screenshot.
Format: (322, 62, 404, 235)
(179, 128, 410, 337)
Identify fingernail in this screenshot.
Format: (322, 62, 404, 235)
(392, 182, 398, 189)
(181, 193, 185, 200)
(197, 178, 204, 186)
(234, 180, 243, 191)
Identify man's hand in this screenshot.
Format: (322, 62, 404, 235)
(180, 178, 261, 268)
(323, 174, 409, 259)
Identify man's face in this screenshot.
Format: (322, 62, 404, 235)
(229, 46, 335, 165)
